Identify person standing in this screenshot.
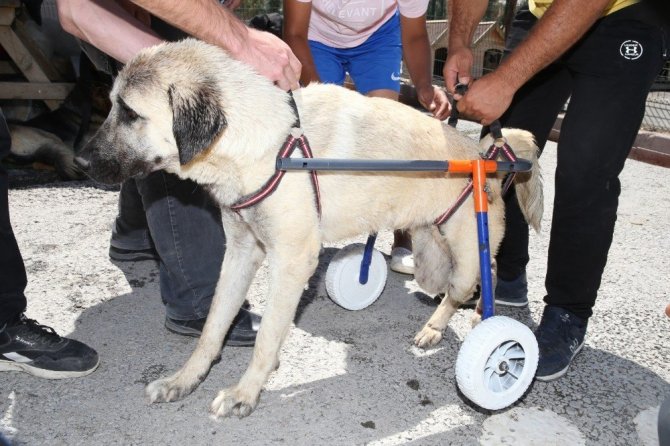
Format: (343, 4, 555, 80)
(283, 0, 450, 275)
(445, 0, 667, 380)
(54, 0, 302, 344)
(1, 106, 99, 378)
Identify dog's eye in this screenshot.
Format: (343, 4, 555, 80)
(122, 103, 140, 121)
(118, 99, 141, 122)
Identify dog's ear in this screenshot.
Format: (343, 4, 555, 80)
(168, 83, 227, 165)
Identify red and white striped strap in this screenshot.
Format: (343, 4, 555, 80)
(230, 131, 321, 217)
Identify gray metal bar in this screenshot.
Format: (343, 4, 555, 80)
(277, 158, 532, 173)
(277, 158, 449, 171)
(498, 160, 533, 172)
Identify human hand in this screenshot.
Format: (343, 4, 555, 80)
(416, 85, 451, 121)
(443, 46, 474, 98)
(456, 72, 515, 125)
(233, 28, 302, 91)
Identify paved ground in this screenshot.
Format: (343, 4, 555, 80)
(1, 122, 669, 445)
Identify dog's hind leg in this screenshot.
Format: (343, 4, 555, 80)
(209, 227, 321, 419)
(414, 214, 481, 348)
(412, 226, 452, 295)
(146, 217, 265, 404)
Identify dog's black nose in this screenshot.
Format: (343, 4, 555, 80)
(73, 156, 90, 171)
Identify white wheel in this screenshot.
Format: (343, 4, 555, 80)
(325, 243, 387, 311)
(455, 316, 538, 411)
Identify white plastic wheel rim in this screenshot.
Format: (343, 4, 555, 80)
(483, 340, 527, 393)
(325, 244, 387, 311)
(455, 316, 539, 411)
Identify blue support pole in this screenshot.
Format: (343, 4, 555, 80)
(476, 211, 495, 320)
(359, 234, 377, 284)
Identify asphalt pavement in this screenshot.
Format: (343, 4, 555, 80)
(1, 122, 668, 445)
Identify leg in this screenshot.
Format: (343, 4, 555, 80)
(412, 226, 451, 295)
(108, 179, 157, 260)
(493, 65, 572, 281)
(0, 108, 98, 378)
(307, 40, 347, 86)
(136, 171, 224, 321)
(0, 108, 27, 327)
(534, 3, 665, 381)
(545, 9, 666, 318)
(209, 220, 321, 418)
(484, 4, 573, 283)
(347, 11, 402, 96)
(127, 171, 259, 343)
(659, 393, 670, 446)
(414, 212, 481, 348)
(145, 215, 265, 402)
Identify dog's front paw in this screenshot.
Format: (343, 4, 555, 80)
(414, 325, 443, 348)
(146, 374, 200, 403)
(209, 386, 260, 419)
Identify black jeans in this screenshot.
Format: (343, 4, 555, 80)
(0, 109, 27, 326)
(111, 174, 225, 321)
(493, 3, 667, 319)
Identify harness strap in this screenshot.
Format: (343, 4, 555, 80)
(230, 134, 294, 212)
(434, 85, 519, 226)
(230, 92, 322, 216)
(489, 120, 519, 196)
(295, 133, 322, 216)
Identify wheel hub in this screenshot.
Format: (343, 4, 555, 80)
(484, 340, 527, 392)
(496, 360, 509, 375)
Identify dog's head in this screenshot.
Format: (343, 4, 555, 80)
(75, 40, 228, 184)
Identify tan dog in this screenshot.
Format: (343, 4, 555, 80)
(76, 38, 542, 418)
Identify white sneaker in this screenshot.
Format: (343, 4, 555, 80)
(390, 247, 414, 275)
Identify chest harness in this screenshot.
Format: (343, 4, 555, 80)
(229, 86, 519, 227)
(230, 91, 322, 216)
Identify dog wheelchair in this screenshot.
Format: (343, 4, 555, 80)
(278, 115, 539, 412)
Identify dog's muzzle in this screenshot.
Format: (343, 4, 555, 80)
(75, 145, 130, 185)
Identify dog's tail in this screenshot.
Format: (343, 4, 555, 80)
(480, 128, 543, 232)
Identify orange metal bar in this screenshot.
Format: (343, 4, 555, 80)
(471, 160, 489, 213)
(446, 159, 498, 174)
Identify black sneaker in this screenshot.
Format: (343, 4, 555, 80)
(109, 246, 159, 262)
(165, 307, 261, 347)
(0, 315, 99, 379)
(462, 272, 529, 308)
(534, 305, 587, 382)
(494, 272, 529, 307)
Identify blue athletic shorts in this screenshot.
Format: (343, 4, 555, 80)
(308, 12, 402, 94)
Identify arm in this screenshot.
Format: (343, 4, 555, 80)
(456, 0, 612, 124)
(130, 0, 301, 90)
(400, 13, 449, 120)
(57, 0, 301, 90)
(57, 0, 162, 64)
(443, 0, 489, 93)
(129, 0, 247, 54)
(283, 0, 320, 86)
